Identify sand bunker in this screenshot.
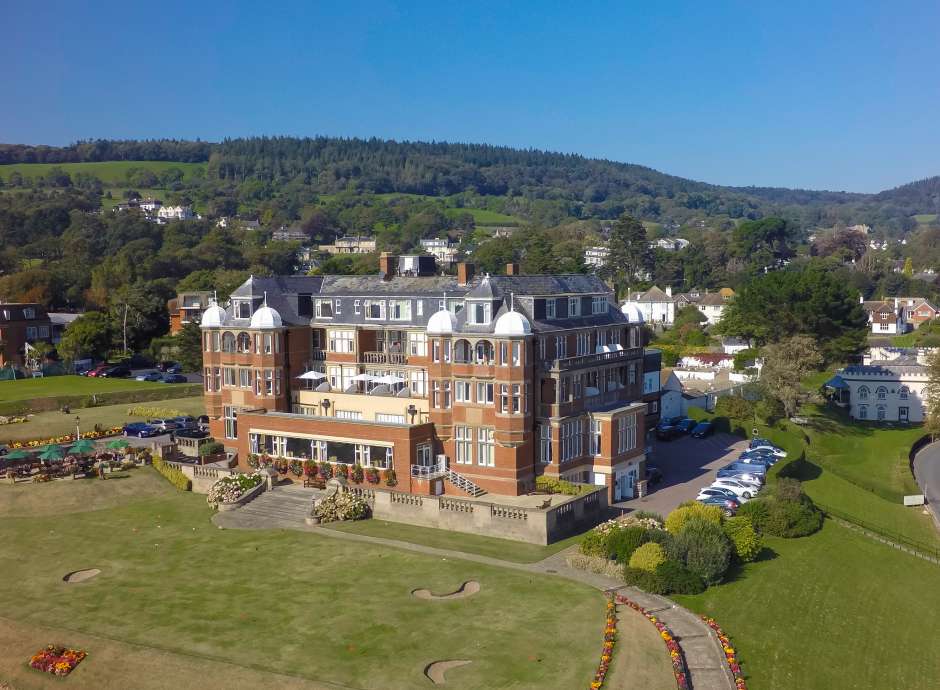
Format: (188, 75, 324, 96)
(412, 580, 480, 600)
(63, 568, 100, 584)
(424, 660, 472, 684)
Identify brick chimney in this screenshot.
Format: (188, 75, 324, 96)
(379, 252, 397, 281)
(506, 262, 520, 276)
(457, 262, 475, 286)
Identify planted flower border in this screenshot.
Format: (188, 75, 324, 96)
(615, 594, 689, 689)
(10, 427, 123, 449)
(589, 595, 617, 689)
(701, 615, 747, 690)
(28, 644, 86, 677)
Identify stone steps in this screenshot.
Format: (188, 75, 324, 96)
(233, 489, 314, 525)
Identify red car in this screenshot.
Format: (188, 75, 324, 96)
(85, 364, 111, 377)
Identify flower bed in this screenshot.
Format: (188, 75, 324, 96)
(701, 616, 747, 689)
(313, 491, 369, 522)
(207, 473, 264, 506)
(28, 644, 86, 677)
(615, 594, 689, 689)
(9, 427, 122, 449)
(589, 596, 617, 688)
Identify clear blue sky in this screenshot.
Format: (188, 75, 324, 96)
(2, 1, 937, 193)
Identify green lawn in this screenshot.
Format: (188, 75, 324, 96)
(322, 519, 583, 563)
(442, 206, 521, 226)
(0, 375, 176, 402)
(0, 160, 205, 185)
(0, 471, 606, 689)
(676, 521, 940, 690)
(914, 213, 938, 225)
(0, 395, 205, 443)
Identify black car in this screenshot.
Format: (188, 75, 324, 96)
(690, 421, 714, 438)
(655, 423, 681, 441)
(160, 373, 187, 383)
(676, 418, 697, 433)
(157, 361, 179, 373)
(100, 365, 131, 378)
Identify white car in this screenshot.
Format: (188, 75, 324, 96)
(711, 478, 760, 500)
(749, 443, 788, 458)
(696, 487, 742, 503)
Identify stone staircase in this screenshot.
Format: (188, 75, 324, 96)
(230, 485, 318, 528)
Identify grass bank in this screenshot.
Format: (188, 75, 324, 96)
(0, 376, 201, 415)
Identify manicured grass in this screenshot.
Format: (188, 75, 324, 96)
(914, 213, 938, 225)
(442, 206, 521, 226)
(605, 601, 677, 690)
(322, 518, 584, 563)
(0, 160, 205, 185)
(891, 333, 918, 347)
(676, 521, 940, 690)
(0, 395, 205, 443)
(0, 375, 173, 402)
(0, 471, 606, 689)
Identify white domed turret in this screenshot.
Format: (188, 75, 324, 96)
(250, 304, 283, 329)
(200, 301, 227, 328)
(426, 308, 458, 335)
(620, 302, 645, 324)
(494, 310, 531, 336)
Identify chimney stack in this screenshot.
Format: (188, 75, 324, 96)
(506, 262, 520, 276)
(457, 262, 475, 286)
(666, 286, 672, 297)
(379, 252, 397, 281)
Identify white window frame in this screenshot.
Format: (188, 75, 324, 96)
(456, 426, 473, 464)
(568, 297, 581, 317)
(546, 298, 556, 319)
(477, 427, 495, 467)
(315, 299, 333, 318)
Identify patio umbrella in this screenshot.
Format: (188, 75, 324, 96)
(107, 439, 131, 450)
(296, 371, 326, 380)
(68, 439, 96, 455)
(38, 445, 65, 462)
(349, 373, 376, 382)
(2, 449, 30, 461)
(375, 374, 406, 385)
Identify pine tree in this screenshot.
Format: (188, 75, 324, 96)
(602, 213, 652, 299)
(903, 257, 914, 277)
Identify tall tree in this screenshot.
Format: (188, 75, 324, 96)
(760, 335, 823, 418)
(58, 312, 113, 362)
(602, 213, 652, 299)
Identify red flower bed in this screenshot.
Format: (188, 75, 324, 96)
(701, 616, 747, 689)
(28, 644, 86, 676)
(615, 594, 689, 689)
(589, 596, 617, 688)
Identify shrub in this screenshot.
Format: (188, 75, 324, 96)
(774, 477, 804, 503)
(566, 554, 625, 579)
(736, 499, 771, 533)
(723, 516, 763, 562)
(152, 456, 191, 491)
(313, 491, 369, 522)
(623, 566, 668, 594)
(765, 497, 823, 537)
(535, 475, 582, 495)
(199, 441, 224, 457)
(609, 526, 651, 564)
(631, 510, 665, 526)
(673, 518, 733, 585)
(665, 502, 723, 534)
(715, 395, 755, 421)
(207, 472, 264, 505)
(579, 529, 610, 558)
(655, 559, 706, 595)
(629, 542, 666, 573)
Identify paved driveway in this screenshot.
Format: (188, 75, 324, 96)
(913, 441, 940, 519)
(612, 432, 749, 516)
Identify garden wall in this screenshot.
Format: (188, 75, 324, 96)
(347, 485, 608, 544)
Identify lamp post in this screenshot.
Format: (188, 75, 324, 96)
(75, 416, 81, 440)
(321, 399, 331, 416)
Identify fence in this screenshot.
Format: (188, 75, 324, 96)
(815, 501, 940, 563)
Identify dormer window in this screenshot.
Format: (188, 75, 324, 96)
(234, 301, 252, 319)
(568, 297, 581, 317)
(316, 300, 333, 318)
(546, 299, 556, 319)
(467, 301, 491, 325)
(23, 308, 35, 319)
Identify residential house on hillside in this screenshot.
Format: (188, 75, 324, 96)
(650, 238, 690, 251)
(319, 236, 377, 255)
(899, 297, 940, 329)
(584, 246, 609, 269)
(642, 349, 662, 431)
(419, 238, 459, 268)
(659, 369, 683, 420)
(0, 303, 52, 368)
(721, 337, 750, 355)
(695, 292, 732, 325)
(157, 205, 196, 222)
(168, 291, 214, 334)
(272, 226, 310, 242)
(830, 347, 931, 423)
(624, 286, 675, 325)
(861, 298, 906, 334)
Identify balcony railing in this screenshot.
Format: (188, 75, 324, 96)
(310, 350, 327, 361)
(411, 460, 445, 478)
(539, 347, 641, 372)
(363, 351, 407, 365)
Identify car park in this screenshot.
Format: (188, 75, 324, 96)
(696, 486, 742, 502)
(100, 365, 131, 378)
(85, 364, 111, 377)
(655, 423, 681, 441)
(675, 418, 696, 433)
(123, 422, 158, 438)
(697, 494, 739, 516)
(170, 416, 197, 430)
(737, 454, 775, 468)
(690, 421, 714, 438)
(148, 419, 180, 433)
(716, 466, 766, 485)
(160, 373, 187, 383)
(711, 478, 759, 499)
(135, 371, 163, 382)
(749, 438, 788, 457)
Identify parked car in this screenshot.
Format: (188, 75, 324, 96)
(740, 448, 780, 460)
(85, 364, 111, 377)
(675, 418, 696, 433)
(690, 421, 714, 438)
(697, 494, 739, 516)
(135, 371, 163, 382)
(737, 454, 775, 469)
(646, 465, 663, 485)
(156, 361, 178, 372)
(123, 422, 158, 438)
(748, 439, 788, 457)
(148, 418, 180, 432)
(197, 415, 210, 431)
(170, 416, 197, 430)
(100, 365, 131, 378)
(696, 486, 741, 502)
(655, 423, 681, 441)
(712, 477, 761, 499)
(717, 463, 766, 485)
(160, 374, 187, 383)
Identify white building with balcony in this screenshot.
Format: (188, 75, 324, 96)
(833, 347, 933, 423)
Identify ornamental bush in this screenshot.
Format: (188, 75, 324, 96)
(609, 526, 652, 564)
(765, 496, 823, 537)
(774, 477, 804, 503)
(535, 476, 582, 495)
(198, 441, 224, 457)
(723, 516, 763, 562)
(579, 529, 610, 558)
(673, 517, 733, 585)
(629, 542, 666, 573)
(665, 502, 723, 534)
(207, 473, 264, 505)
(655, 559, 706, 595)
(622, 566, 668, 594)
(313, 491, 369, 522)
(736, 499, 771, 532)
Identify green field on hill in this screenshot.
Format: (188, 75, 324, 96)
(0, 160, 205, 185)
(914, 213, 938, 225)
(318, 191, 524, 226)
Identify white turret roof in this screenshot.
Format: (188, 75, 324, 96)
(250, 304, 283, 329)
(426, 308, 458, 335)
(620, 302, 645, 324)
(494, 310, 532, 336)
(200, 301, 227, 328)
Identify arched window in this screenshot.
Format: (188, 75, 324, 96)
(877, 405, 886, 421)
(475, 340, 495, 365)
(858, 404, 868, 419)
(237, 332, 251, 353)
(876, 386, 887, 401)
(899, 386, 909, 400)
(453, 339, 472, 364)
(858, 386, 870, 401)
(222, 332, 236, 353)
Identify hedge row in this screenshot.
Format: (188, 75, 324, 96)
(153, 456, 191, 491)
(0, 384, 202, 416)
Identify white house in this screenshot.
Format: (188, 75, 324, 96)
(420, 238, 460, 267)
(624, 286, 676, 325)
(659, 369, 683, 420)
(584, 246, 609, 268)
(157, 205, 196, 222)
(697, 292, 729, 325)
(861, 298, 906, 334)
(721, 337, 750, 355)
(833, 348, 932, 423)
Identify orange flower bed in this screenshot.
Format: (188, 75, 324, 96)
(29, 644, 86, 676)
(9, 427, 122, 449)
